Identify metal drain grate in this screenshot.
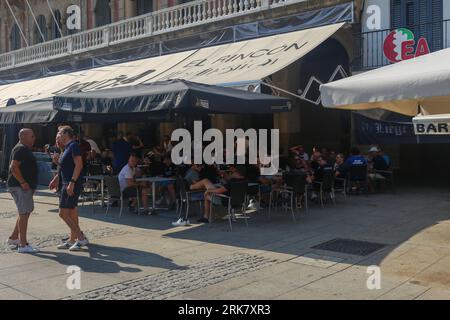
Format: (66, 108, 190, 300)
(312, 238, 386, 256)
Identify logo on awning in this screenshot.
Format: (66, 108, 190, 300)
(383, 28, 430, 63)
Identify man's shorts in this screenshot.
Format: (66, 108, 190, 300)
(156, 180, 174, 187)
(9, 187, 34, 214)
(122, 187, 138, 199)
(59, 182, 83, 209)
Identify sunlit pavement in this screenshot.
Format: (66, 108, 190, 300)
(1, 186, 450, 300)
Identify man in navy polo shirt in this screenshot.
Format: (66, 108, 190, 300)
(49, 126, 89, 251)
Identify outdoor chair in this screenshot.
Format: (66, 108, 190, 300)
(313, 168, 336, 207)
(334, 177, 347, 199)
(246, 182, 262, 211)
(373, 169, 395, 192)
(271, 172, 308, 222)
(210, 180, 248, 231)
(347, 165, 368, 194)
(175, 176, 204, 222)
(104, 176, 139, 218)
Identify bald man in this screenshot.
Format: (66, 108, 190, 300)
(6, 128, 39, 253)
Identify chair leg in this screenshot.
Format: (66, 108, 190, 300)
(320, 189, 324, 208)
(290, 193, 296, 222)
(119, 197, 123, 218)
(106, 199, 110, 216)
(268, 191, 272, 220)
(243, 207, 249, 228)
(228, 206, 233, 232)
(209, 198, 213, 225)
(304, 191, 308, 212)
(186, 200, 190, 221)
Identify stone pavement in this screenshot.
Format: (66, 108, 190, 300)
(1, 186, 450, 300)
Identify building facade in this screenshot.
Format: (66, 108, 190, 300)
(1, 0, 448, 180)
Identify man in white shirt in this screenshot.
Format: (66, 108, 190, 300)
(118, 154, 149, 213)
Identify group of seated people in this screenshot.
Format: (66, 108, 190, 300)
(288, 144, 392, 194)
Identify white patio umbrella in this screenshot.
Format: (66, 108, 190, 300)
(320, 47, 450, 116)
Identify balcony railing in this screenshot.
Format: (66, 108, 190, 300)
(354, 19, 450, 71)
(0, 0, 305, 72)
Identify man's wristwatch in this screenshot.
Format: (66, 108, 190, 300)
(70, 179, 77, 183)
(20, 181, 26, 185)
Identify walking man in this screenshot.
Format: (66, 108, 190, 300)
(6, 128, 39, 253)
(49, 126, 89, 251)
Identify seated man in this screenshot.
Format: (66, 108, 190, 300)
(310, 156, 334, 200)
(345, 147, 368, 191)
(185, 163, 203, 189)
(198, 165, 247, 223)
(367, 146, 389, 191)
(334, 153, 348, 179)
(118, 154, 150, 213)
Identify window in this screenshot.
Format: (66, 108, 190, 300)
(391, 0, 443, 51)
(10, 24, 22, 50)
(95, 0, 111, 27)
(137, 0, 153, 15)
(51, 10, 63, 39)
(34, 15, 47, 44)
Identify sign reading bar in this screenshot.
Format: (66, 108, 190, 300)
(413, 115, 450, 135)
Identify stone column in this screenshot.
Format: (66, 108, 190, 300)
(124, 0, 137, 18)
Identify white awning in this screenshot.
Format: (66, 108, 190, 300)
(413, 113, 450, 135)
(0, 22, 345, 107)
(320, 47, 450, 116)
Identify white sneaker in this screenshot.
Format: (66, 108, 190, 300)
(18, 245, 39, 254)
(69, 238, 89, 251)
(57, 241, 75, 249)
(6, 238, 20, 246)
(172, 218, 189, 226)
(247, 199, 258, 210)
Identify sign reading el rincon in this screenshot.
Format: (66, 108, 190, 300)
(383, 28, 430, 63)
(0, 23, 344, 107)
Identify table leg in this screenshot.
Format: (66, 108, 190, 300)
(101, 179, 105, 207)
(150, 181, 157, 214)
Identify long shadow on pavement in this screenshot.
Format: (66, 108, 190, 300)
(34, 244, 187, 274)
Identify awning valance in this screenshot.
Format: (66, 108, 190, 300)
(0, 22, 345, 107)
(53, 79, 292, 115)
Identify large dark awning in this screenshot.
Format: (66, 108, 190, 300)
(0, 99, 166, 124)
(53, 79, 292, 115)
(0, 100, 60, 124)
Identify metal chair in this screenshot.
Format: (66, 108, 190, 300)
(313, 168, 336, 207)
(347, 165, 368, 194)
(104, 176, 139, 218)
(246, 182, 261, 211)
(175, 176, 204, 222)
(271, 172, 308, 222)
(374, 169, 395, 192)
(210, 180, 248, 231)
(334, 177, 347, 199)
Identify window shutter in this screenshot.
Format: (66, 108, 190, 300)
(391, 0, 404, 28)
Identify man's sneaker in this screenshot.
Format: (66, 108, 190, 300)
(69, 238, 89, 251)
(247, 199, 258, 210)
(57, 241, 74, 249)
(18, 245, 39, 254)
(172, 218, 190, 226)
(197, 217, 209, 223)
(6, 238, 20, 246)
